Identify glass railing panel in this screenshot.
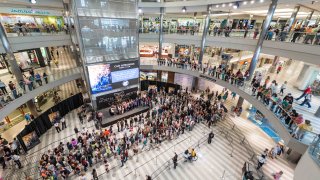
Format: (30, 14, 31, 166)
(6, 31, 69, 37)
(309, 135, 320, 166)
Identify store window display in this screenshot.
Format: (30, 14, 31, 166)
(140, 43, 173, 59)
(0, 13, 65, 35)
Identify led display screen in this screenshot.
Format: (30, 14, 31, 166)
(88, 61, 139, 94)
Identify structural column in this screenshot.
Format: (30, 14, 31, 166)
(199, 6, 210, 66)
(158, 7, 164, 61)
(287, 6, 300, 31)
(248, 0, 278, 80)
(237, 97, 244, 108)
(0, 22, 39, 117)
(192, 77, 199, 91)
(315, 15, 320, 25)
(63, 2, 81, 67)
(269, 56, 279, 73)
(303, 10, 314, 26)
(295, 64, 319, 90)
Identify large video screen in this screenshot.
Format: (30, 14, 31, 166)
(88, 61, 139, 94)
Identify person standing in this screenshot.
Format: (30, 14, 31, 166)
(54, 120, 61, 133)
(208, 131, 214, 144)
(279, 81, 287, 96)
(61, 117, 67, 130)
(256, 154, 266, 170)
(92, 168, 98, 180)
(8, 81, 18, 99)
(43, 72, 48, 84)
(0, 80, 7, 94)
(172, 152, 178, 169)
(120, 153, 125, 167)
(12, 154, 22, 169)
(35, 73, 42, 86)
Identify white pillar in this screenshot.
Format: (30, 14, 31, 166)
(295, 64, 319, 90)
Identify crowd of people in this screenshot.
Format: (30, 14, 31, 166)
(3, 87, 231, 180)
(0, 46, 68, 109)
(10, 20, 70, 36)
(156, 58, 317, 142)
(109, 97, 151, 116)
(0, 68, 49, 108)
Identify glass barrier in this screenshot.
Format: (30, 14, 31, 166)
(6, 31, 69, 37)
(207, 29, 320, 46)
(139, 27, 204, 36)
(309, 135, 320, 166)
(0, 67, 81, 109)
(141, 60, 319, 145)
(139, 24, 320, 46)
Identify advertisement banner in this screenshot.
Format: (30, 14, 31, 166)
(88, 60, 139, 94)
(96, 87, 138, 110)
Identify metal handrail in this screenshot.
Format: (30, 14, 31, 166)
(150, 133, 209, 179)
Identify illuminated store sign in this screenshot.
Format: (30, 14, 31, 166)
(0, 7, 62, 16)
(10, 9, 50, 15)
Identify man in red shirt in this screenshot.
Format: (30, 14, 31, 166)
(296, 86, 312, 101)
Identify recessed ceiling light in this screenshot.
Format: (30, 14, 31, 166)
(216, 4, 220, 8)
(250, 0, 255, 4)
(229, 3, 233, 7)
(233, 5, 238, 9)
(260, 0, 264, 2)
(222, 4, 226, 7)
(30, 0, 36, 4)
(243, 1, 248, 5)
(138, 8, 142, 13)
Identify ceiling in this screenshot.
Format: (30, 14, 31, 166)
(140, 0, 320, 20)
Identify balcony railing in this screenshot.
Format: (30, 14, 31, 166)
(140, 60, 319, 146)
(0, 68, 81, 109)
(309, 135, 320, 166)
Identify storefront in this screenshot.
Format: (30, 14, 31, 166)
(0, 7, 64, 33)
(139, 43, 174, 59)
(14, 47, 48, 70)
(140, 71, 158, 81)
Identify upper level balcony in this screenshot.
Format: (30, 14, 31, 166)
(139, 29, 320, 66)
(0, 32, 72, 54)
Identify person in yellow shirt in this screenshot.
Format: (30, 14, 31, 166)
(304, 26, 314, 44)
(191, 148, 196, 159)
(296, 120, 313, 141)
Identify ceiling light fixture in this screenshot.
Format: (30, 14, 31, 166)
(260, 0, 264, 2)
(182, 6, 187, 13)
(30, 0, 37, 4)
(243, 1, 248, 5)
(138, 8, 142, 13)
(222, 4, 226, 7)
(229, 3, 233, 7)
(233, 5, 238, 9)
(250, 0, 255, 4)
(216, 4, 220, 8)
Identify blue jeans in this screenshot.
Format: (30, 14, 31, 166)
(296, 93, 306, 101)
(300, 99, 311, 108)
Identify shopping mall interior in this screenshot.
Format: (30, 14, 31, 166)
(0, 0, 319, 179)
